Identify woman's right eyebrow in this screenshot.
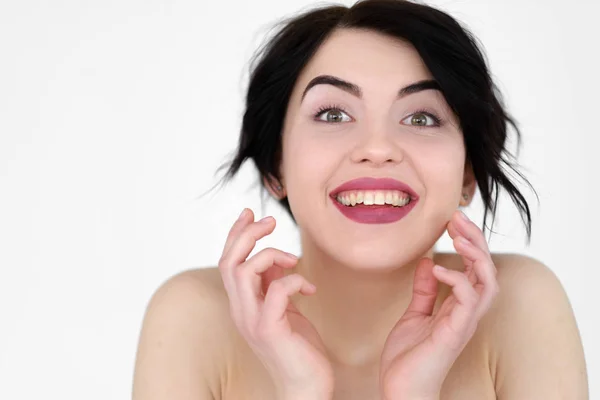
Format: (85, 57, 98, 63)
(300, 74, 441, 103)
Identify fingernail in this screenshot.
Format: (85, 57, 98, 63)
(459, 210, 469, 221)
(434, 264, 447, 272)
(238, 208, 247, 221)
(259, 216, 272, 224)
(285, 252, 298, 259)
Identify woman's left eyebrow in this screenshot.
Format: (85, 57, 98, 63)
(300, 74, 441, 102)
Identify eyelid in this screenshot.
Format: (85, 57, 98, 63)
(313, 104, 353, 123)
(401, 109, 442, 128)
(313, 104, 350, 118)
(312, 105, 443, 128)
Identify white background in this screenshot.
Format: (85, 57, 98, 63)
(1, 0, 598, 398)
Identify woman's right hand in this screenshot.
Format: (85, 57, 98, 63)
(218, 208, 335, 400)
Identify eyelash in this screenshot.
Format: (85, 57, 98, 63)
(313, 104, 443, 128)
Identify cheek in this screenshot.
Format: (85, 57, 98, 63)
(284, 132, 346, 186)
(282, 133, 348, 220)
(286, 160, 332, 207)
(417, 141, 465, 209)
(415, 133, 464, 172)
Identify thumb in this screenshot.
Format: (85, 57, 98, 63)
(404, 257, 439, 317)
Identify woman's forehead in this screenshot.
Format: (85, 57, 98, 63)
(292, 29, 433, 100)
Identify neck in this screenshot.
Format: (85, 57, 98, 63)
(286, 234, 439, 369)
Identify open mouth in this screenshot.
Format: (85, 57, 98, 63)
(330, 190, 418, 224)
(329, 177, 419, 224)
(334, 190, 413, 208)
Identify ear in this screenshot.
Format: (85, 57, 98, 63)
(263, 174, 286, 200)
(460, 161, 477, 207)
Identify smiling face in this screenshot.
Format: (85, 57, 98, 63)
(275, 28, 474, 270)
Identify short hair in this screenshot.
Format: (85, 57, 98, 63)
(212, 0, 538, 243)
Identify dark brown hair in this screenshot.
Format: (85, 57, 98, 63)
(208, 0, 538, 243)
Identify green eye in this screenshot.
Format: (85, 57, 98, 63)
(401, 111, 442, 128)
(315, 107, 352, 123)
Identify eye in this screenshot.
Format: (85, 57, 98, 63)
(313, 106, 443, 127)
(401, 110, 442, 128)
(314, 105, 352, 124)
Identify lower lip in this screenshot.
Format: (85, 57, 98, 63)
(331, 197, 418, 224)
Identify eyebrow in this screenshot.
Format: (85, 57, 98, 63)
(300, 74, 442, 102)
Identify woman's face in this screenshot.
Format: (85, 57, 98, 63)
(279, 28, 470, 269)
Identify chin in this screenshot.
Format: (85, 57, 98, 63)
(329, 227, 439, 269)
(330, 238, 430, 272)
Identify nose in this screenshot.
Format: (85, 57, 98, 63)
(349, 128, 404, 166)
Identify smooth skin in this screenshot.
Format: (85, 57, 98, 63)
(132, 27, 588, 400)
(379, 209, 499, 399)
(217, 208, 334, 399)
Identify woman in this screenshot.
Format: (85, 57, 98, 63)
(132, 1, 588, 399)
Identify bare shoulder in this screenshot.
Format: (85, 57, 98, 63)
(182, 265, 228, 295)
(436, 252, 587, 397)
(485, 253, 588, 398)
(434, 251, 563, 322)
(473, 252, 570, 331)
(436, 251, 564, 295)
(487, 252, 570, 319)
(132, 266, 232, 400)
(491, 252, 557, 283)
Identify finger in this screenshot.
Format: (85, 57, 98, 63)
(453, 235, 499, 318)
(472, 260, 500, 320)
(257, 274, 316, 338)
(236, 248, 299, 323)
(447, 236, 476, 286)
(445, 216, 477, 282)
(455, 237, 499, 320)
(448, 210, 491, 256)
(452, 236, 479, 286)
(404, 258, 438, 317)
(432, 265, 478, 334)
(448, 213, 496, 277)
(219, 216, 277, 289)
(464, 262, 477, 286)
(218, 215, 275, 314)
(222, 208, 254, 256)
(454, 237, 500, 319)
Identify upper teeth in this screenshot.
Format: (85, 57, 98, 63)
(335, 190, 411, 207)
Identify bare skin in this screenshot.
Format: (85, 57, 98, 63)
(168, 252, 586, 400)
(132, 28, 588, 400)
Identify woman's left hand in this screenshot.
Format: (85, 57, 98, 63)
(379, 210, 500, 400)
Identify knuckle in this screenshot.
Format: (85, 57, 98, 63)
(218, 254, 230, 268)
(267, 274, 301, 294)
(235, 225, 257, 244)
(237, 232, 255, 249)
(269, 278, 288, 292)
(460, 285, 478, 307)
(458, 272, 472, 286)
(284, 273, 303, 285)
(233, 264, 247, 279)
(260, 247, 279, 259)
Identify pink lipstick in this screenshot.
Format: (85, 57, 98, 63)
(329, 177, 419, 224)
